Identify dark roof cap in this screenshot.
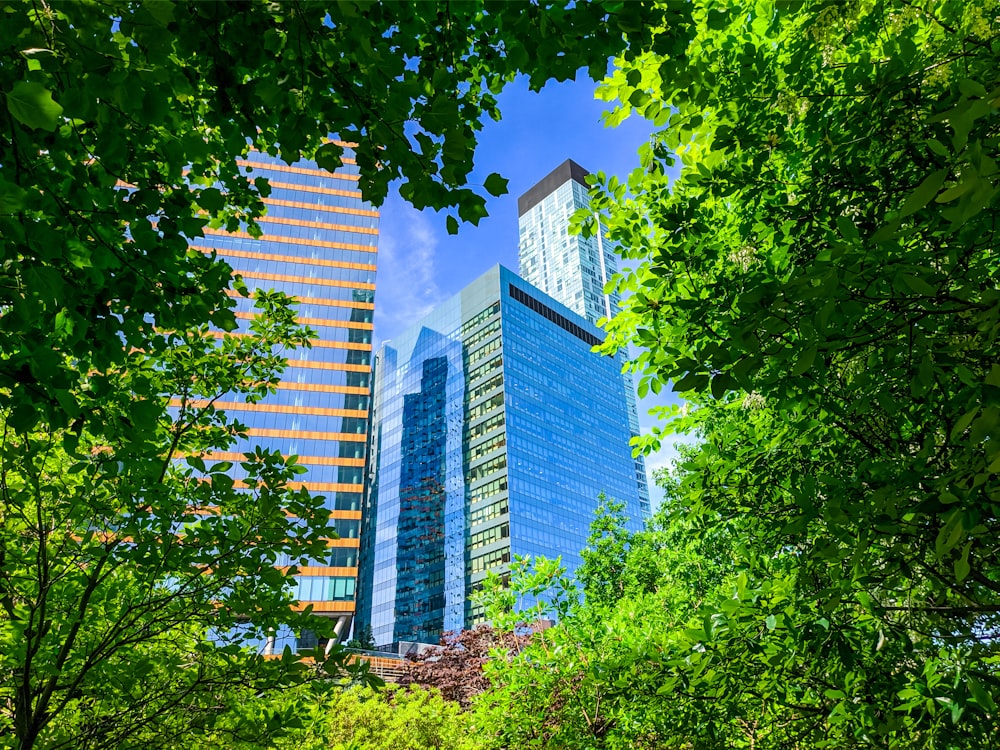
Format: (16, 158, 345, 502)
(517, 159, 590, 216)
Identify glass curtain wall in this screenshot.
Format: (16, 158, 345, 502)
(358, 266, 642, 650)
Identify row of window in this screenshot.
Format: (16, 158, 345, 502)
(278, 367, 370, 390)
(246, 388, 369, 411)
(239, 277, 375, 305)
(468, 600, 487, 625)
(227, 257, 376, 285)
(293, 575, 356, 602)
(470, 497, 508, 527)
(275, 546, 358, 567)
(268, 182, 368, 210)
(257, 222, 378, 248)
(467, 354, 502, 384)
(462, 318, 500, 351)
(246, 150, 358, 169)
(468, 392, 503, 421)
(469, 546, 511, 574)
(468, 454, 506, 482)
(230, 295, 374, 324)
(222, 411, 367, 435)
(201, 461, 361, 486)
(263, 203, 379, 230)
(226, 487, 362, 515)
(461, 302, 500, 335)
(466, 336, 501, 366)
(286, 515, 358, 537)
(469, 522, 509, 551)
(212, 340, 365, 368)
(228, 435, 365, 459)
(470, 476, 507, 504)
(242, 159, 361, 184)
(232, 317, 372, 345)
(468, 432, 505, 462)
(469, 411, 505, 440)
(333, 518, 360, 539)
(467, 372, 503, 402)
(330, 491, 363, 512)
(199, 234, 377, 267)
(392, 566, 445, 594)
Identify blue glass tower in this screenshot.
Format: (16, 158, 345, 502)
(357, 266, 643, 649)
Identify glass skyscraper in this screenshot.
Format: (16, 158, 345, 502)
(518, 160, 651, 516)
(357, 266, 644, 649)
(188, 146, 377, 648)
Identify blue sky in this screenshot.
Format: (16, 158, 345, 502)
(374, 73, 686, 508)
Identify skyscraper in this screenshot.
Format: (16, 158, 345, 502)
(356, 266, 644, 649)
(188, 147, 377, 647)
(518, 160, 651, 516)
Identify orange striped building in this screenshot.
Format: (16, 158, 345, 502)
(190, 149, 377, 650)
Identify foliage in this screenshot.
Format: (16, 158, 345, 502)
(345, 624, 377, 652)
(0, 0, 687, 430)
(576, 495, 632, 609)
(476, 489, 750, 750)
(211, 684, 483, 750)
(565, 0, 1000, 746)
(403, 625, 531, 709)
(0, 293, 377, 749)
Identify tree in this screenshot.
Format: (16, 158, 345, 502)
(475, 481, 753, 750)
(207, 684, 484, 750)
(0, 0, 687, 429)
(403, 625, 531, 709)
(2, 2, 691, 746)
(345, 625, 377, 652)
(0, 292, 375, 749)
(576, 495, 632, 610)
(477, 3, 1000, 745)
(575, 0, 1000, 745)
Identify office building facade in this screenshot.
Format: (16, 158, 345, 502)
(518, 160, 651, 516)
(357, 266, 644, 649)
(188, 147, 377, 647)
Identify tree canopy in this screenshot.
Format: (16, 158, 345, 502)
(475, 485, 750, 749)
(460, 1, 1000, 748)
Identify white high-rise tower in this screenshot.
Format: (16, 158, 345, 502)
(518, 160, 651, 517)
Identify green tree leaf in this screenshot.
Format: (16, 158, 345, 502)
(5, 81, 63, 131)
(483, 172, 509, 197)
(899, 169, 948, 217)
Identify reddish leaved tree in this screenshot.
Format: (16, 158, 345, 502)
(402, 625, 533, 708)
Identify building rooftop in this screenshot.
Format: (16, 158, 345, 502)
(517, 159, 590, 216)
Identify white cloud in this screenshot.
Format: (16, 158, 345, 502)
(374, 195, 442, 347)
